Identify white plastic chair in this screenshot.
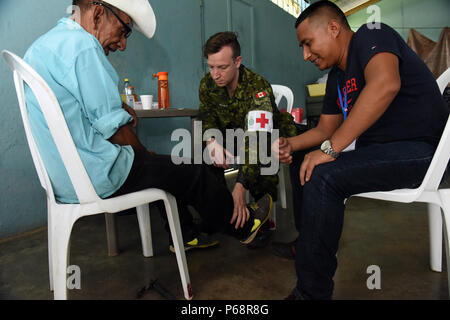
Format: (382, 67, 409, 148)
(2, 50, 192, 300)
(353, 68, 450, 296)
(272, 84, 294, 114)
(272, 85, 295, 212)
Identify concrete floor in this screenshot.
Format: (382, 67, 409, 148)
(0, 171, 448, 300)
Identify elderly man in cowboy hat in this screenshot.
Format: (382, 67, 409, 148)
(23, 0, 272, 254)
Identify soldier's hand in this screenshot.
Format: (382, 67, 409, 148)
(207, 139, 234, 169)
(230, 183, 250, 229)
(272, 137, 293, 164)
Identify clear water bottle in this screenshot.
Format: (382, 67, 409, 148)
(123, 78, 136, 108)
(123, 78, 130, 94)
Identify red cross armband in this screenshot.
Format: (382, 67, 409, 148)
(247, 110, 273, 132)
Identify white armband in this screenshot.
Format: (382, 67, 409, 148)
(247, 110, 273, 132)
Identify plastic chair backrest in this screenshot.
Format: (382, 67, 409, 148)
(417, 68, 450, 191)
(272, 85, 294, 113)
(437, 68, 450, 93)
(2, 50, 99, 204)
(2, 54, 52, 198)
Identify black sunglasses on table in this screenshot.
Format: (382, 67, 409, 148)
(92, 1, 132, 38)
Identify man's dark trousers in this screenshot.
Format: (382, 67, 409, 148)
(289, 141, 435, 299)
(111, 151, 252, 240)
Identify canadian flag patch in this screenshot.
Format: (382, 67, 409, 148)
(256, 91, 267, 99)
(247, 110, 273, 132)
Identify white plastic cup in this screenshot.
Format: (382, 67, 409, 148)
(140, 95, 153, 110)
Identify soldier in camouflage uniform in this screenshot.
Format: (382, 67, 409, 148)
(200, 65, 297, 199)
(198, 32, 297, 245)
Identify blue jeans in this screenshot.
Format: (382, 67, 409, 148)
(289, 141, 436, 299)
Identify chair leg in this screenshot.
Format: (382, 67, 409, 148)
(47, 205, 54, 292)
(51, 207, 76, 300)
(104, 213, 119, 257)
(271, 203, 277, 231)
(136, 204, 153, 257)
(428, 203, 443, 272)
(279, 166, 287, 209)
(164, 193, 193, 300)
(439, 190, 450, 298)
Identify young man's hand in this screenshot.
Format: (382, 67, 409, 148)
(299, 149, 335, 186)
(272, 137, 293, 164)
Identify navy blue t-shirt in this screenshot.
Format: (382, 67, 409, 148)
(322, 23, 448, 147)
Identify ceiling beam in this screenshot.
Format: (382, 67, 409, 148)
(344, 0, 381, 16)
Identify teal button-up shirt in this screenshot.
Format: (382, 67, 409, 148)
(24, 18, 134, 203)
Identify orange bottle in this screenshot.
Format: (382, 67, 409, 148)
(153, 72, 170, 109)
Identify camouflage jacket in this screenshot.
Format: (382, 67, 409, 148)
(199, 65, 296, 189)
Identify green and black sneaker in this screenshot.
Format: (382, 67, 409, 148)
(240, 194, 273, 245)
(169, 233, 219, 253)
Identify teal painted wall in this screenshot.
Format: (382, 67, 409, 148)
(347, 0, 450, 41)
(0, 0, 70, 239)
(0, 0, 320, 239)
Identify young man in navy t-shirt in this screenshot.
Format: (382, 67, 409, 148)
(272, 1, 448, 300)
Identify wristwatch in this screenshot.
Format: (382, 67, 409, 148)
(320, 140, 339, 158)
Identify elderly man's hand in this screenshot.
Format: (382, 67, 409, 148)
(272, 137, 293, 164)
(123, 103, 138, 127)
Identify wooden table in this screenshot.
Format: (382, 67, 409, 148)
(135, 108, 199, 120)
(136, 107, 200, 154)
(136, 108, 200, 142)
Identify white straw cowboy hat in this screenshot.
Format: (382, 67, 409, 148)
(103, 0, 156, 38)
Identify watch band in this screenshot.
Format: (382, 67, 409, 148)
(321, 140, 339, 158)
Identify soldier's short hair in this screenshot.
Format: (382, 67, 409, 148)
(294, 0, 350, 30)
(203, 32, 241, 60)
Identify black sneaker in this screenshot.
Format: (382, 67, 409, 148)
(246, 228, 272, 249)
(169, 233, 219, 253)
(240, 194, 273, 245)
(271, 238, 297, 260)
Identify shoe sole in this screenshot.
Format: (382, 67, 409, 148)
(241, 196, 273, 245)
(169, 241, 219, 253)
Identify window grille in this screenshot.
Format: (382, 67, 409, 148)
(271, 0, 310, 18)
